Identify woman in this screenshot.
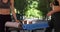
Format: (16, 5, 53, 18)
(0, 0, 19, 32)
(45, 0, 60, 32)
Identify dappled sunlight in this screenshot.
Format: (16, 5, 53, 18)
(25, 0, 43, 19)
(14, 8, 20, 14)
(14, 0, 51, 20)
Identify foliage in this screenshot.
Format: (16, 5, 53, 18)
(14, 0, 53, 19)
(14, 0, 27, 12)
(24, 0, 43, 18)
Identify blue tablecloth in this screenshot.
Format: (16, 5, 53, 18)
(22, 21, 49, 30)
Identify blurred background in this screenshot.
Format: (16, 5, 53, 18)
(14, 0, 53, 21)
(10, 0, 54, 32)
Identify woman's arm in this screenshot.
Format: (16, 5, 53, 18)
(47, 10, 54, 16)
(47, 1, 60, 16)
(10, 0, 19, 22)
(47, 6, 60, 16)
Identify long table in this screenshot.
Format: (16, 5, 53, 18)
(22, 21, 49, 30)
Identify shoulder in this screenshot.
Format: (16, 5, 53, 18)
(50, 2, 54, 7)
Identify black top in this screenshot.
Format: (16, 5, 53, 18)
(53, 0, 59, 6)
(0, 0, 10, 9)
(51, 0, 60, 20)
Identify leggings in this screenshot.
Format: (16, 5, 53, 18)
(0, 14, 12, 32)
(45, 12, 60, 32)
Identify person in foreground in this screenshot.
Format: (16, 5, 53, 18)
(45, 0, 60, 32)
(0, 0, 19, 32)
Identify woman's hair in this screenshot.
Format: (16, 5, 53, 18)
(53, 0, 59, 6)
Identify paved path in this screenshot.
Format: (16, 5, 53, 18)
(11, 29, 54, 32)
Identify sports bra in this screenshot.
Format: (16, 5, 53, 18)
(53, 0, 59, 6)
(0, 0, 10, 9)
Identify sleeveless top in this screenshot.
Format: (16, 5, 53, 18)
(52, 1, 60, 19)
(0, 0, 10, 9)
(53, 0, 59, 6)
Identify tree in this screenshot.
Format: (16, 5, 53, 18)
(14, 0, 54, 19)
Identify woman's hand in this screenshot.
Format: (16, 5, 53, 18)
(15, 20, 20, 23)
(47, 12, 52, 16)
(47, 10, 54, 16)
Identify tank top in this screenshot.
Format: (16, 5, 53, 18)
(53, 0, 59, 6)
(52, 1, 60, 19)
(52, 0, 59, 11)
(0, 0, 10, 8)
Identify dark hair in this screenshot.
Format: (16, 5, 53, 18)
(53, 0, 59, 6)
